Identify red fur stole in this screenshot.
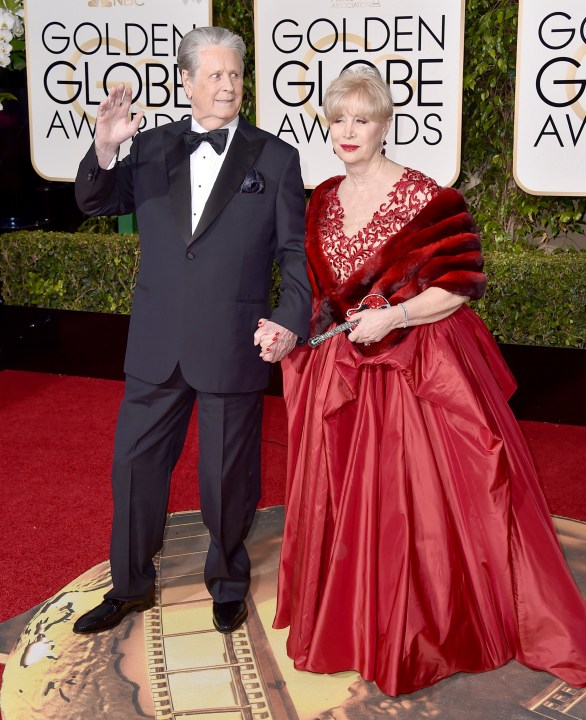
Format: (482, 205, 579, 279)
(306, 176, 486, 352)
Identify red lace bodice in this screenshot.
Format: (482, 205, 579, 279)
(321, 167, 441, 282)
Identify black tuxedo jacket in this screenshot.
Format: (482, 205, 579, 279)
(75, 117, 311, 393)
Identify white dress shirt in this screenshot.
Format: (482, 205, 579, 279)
(189, 116, 239, 234)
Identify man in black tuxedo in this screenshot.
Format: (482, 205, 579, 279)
(73, 27, 310, 635)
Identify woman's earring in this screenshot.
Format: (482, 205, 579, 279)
(380, 140, 387, 157)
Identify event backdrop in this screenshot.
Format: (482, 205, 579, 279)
(23, 0, 212, 181)
(22, 1, 586, 196)
(514, 1, 586, 196)
(255, 1, 465, 188)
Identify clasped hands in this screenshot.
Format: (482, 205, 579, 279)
(254, 320, 297, 363)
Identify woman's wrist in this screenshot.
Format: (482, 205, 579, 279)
(397, 302, 409, 328)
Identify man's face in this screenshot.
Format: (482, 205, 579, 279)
(182, 45, 244, 130)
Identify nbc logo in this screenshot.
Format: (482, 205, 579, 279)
(88, 0, 145, 6)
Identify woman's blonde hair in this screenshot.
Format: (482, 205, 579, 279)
(323, 66, 393, 123)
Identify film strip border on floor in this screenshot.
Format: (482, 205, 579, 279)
(144, 511, 297, 720)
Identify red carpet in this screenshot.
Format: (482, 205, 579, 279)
(1, 369, 585, 625)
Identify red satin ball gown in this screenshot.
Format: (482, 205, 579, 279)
(273, 168, 586, 697)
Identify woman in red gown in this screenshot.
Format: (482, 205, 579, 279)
(272, 67, 586, 697)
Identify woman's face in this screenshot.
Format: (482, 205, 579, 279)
(329, 100, 390, 166)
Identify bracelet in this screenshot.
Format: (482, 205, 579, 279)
(398, 302, 408, 328)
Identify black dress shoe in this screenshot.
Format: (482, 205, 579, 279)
(73, 593, 155, 634)
(212, 600, 248, 634)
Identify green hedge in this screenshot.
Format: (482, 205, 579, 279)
(476, 253, 585, 348)
(1, 231, 584, 349)
(0, 231, 139, 314)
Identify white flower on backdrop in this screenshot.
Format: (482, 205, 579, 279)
(0, 0, 25, 110)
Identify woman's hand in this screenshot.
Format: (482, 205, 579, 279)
(347, 288, 469, 346)
(347, 307, 396, 345)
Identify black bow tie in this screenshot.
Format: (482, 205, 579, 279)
(184, 128, 229, 155)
